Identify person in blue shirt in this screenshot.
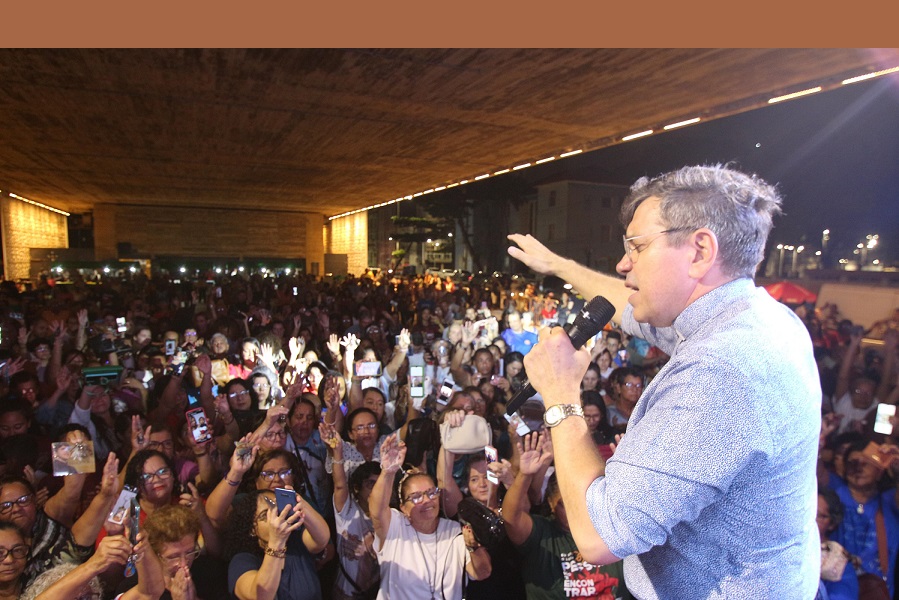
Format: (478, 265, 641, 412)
(501, 311, 538, 356)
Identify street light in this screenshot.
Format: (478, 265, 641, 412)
(777, 244, 785, 277)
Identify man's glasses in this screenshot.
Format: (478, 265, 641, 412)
(263, 430, 287, 440)
(140, 467, 173, 483)
(147, 440, 174, 449)
(228, 390, 250, 399)
(259, 468, 292, 481)
(352, 423, 378, 433)
(622, 382, 644, 389)
(161, 546, 201, 566)
(404, 488, 441, 505)
(622, 228, 690, 263)
(0, 494, 34, 514)
(0, 545, 29, 560)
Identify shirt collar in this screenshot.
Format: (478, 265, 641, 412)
(671, 278, 755, 341)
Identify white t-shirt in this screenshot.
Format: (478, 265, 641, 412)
(334, 494, 379, 598)
(375, 509, 468, 600)
(832, 390, 878, 434)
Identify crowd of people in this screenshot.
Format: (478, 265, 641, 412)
(0, 261, 894, 599)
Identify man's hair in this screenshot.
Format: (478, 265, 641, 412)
(142, 504, 201, 556)
(621, 164, 782, 278)
(21, 560, 103, 600)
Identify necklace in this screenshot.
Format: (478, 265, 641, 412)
(412, 524, 440, 600)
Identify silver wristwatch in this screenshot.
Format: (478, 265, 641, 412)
(543, 404, 585, 428)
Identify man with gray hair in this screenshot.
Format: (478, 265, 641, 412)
(508, 165, 821, 599)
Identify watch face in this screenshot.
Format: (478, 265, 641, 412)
(544, 405, 564, 427)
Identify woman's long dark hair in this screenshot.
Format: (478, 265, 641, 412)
(222, 490, 267, 561)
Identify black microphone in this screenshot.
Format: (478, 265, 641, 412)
(505, 295, 616, 416)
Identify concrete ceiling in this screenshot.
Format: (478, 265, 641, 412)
(0, 48, 895, 217)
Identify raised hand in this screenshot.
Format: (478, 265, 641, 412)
(489, 458, 515, 488)
(517, 432, 552, 476)
(507, 233, 564, 276)
(319, 422, 343, 458)
(132, 415, 151, 452)
(266, 499, 305, 548)
(179, 482, 206, 517)
(100, 452, 121, 498)
(379, 433, 406, 473)
(461, 322, 477, 346)
(77, 308, 89, 329)
(326, 333, 341, 357)
(193, 353, 212, 376)
(89, 534, 134, 572)
(340, 333, 359, 354)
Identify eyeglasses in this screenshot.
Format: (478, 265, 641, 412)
(0, 494, 34, 514)
(252, 382, 270, 390)
(140, 467, 173, 483)
(147, 440, 174, 449)
(228, 390, 250, 399)
(0, 545, 29, 560)
(259, 468, 292, 481)
(622, 228, 690, 263)
(263, 430, 287, 440)
(404, 488, 442, 505)
(161, 546, 200, 566)
(352, 423, 378, 433)
(622, 382, 644, 389)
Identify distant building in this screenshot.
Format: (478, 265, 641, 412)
(509, 179, 629, 274)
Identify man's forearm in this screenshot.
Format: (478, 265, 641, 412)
(547, 412, 617, 564)
(554, 257, 630, 325)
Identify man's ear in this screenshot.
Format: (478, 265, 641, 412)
(687, 228, 719, 279)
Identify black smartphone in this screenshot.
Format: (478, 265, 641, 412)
(275, 487, 296, 513)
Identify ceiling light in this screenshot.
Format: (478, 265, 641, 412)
(559, 150, 582, 158)
(535, 157, 556, 164)
(474, 174, 490, 180)
(447, 183, 459, 189)
(513, 163, 531, 171)
(459, 180, 469, 185)
(423, 189, 434, 194)
(842, 66, 899, 85)
(768, 87, 821, 104)
(493, 169, 510, 175)
(622, 130, 653, 141)
(8, 193, 71, 216)
(435, 186, 446, 192)
(663, 117, 701, 130)
(413, 192, 423, 197)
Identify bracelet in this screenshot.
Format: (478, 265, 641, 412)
(332, 459, 345, 465)
(265, 547, 287, 559)
(225, 478, 241, 487)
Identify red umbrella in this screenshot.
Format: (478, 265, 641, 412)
(764, 281, 817, 304)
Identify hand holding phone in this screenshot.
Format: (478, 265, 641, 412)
(484, 445, 499, 484)
(275, 487, 298, 513)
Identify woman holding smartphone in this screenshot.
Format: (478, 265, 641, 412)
(224, 488, 329, 600)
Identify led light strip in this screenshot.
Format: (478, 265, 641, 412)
(8, 193, 71, 216)
(329, 64, 899, 221)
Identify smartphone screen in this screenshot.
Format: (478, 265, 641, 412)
(275, 487, 296, 513)
(484, 445, 499, 484)
(875, 403, 896, 435)
(185, 407, 212, 443)
(116, 317, 127, 334)
(165, 339, 176, 356)
(410, 365, 425, 399)
(436, 376, 455, 406)
(354, 361, 382, 378)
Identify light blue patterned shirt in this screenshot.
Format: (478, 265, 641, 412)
(587, 278, 821, 599)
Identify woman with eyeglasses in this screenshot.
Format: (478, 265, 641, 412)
(223, 379, 262, 437)
(370, 433, 491, 600)
(223, 489, 330, 600)
(0, 521, 29, 600)
(327, 408, 388, 479)
(0, 454, 120, 583)
(205, 448, 321, 535)
(112, 449, 221, 559)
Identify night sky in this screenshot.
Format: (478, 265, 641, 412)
(519, 74, 899, 263)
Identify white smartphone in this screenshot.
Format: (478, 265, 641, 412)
(484, 445, 499, 484)
(436, 376, 455, 406)
(354, 361, 382, 378)
(874, 403, 896, 435)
